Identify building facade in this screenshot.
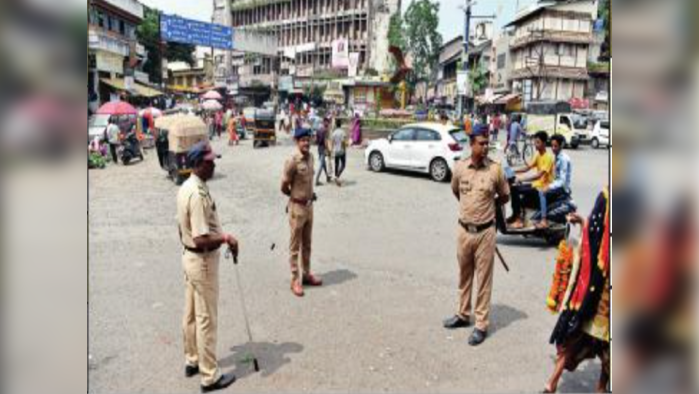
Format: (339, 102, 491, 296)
(216, 0, 400, 93)
(506, 0, 598, 103)
(88, 0, 146, 109)
(167, 47, 215, 93)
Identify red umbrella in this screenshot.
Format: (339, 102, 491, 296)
(97, 101, 138, 116)
(202, 90, 223, 100)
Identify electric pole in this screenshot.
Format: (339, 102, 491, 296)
(457, 0, 495, 118)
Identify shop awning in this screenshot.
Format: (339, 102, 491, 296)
(100, 78, 164, 98)
(494, 93, 521, 105)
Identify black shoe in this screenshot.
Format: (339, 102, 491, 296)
(201, 373, 236, 393)
(185, 364, 199, 378)
(443, 315, 470, 329)
(468, 329, 488, 346)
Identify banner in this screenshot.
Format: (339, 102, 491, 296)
(234, 30, 278, 56)
(332, 39, 349, 68)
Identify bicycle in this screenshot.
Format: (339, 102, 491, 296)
(505, 135, 535, 167)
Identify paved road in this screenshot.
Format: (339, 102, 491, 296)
(89, 133, 609, 393)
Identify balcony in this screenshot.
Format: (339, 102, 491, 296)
(88, 27, 130, 57)
(511, 30, 592, 49)
(103, 0, 144, 20)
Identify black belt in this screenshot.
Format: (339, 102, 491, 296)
(184, 245, 220, 254)
(459, 219, 494, 234)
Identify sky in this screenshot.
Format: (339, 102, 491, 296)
(139, 0, 537, 41)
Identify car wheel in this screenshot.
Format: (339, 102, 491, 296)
(430, 158, 449, 182)
(569, 141, 579, 149)
(369, 151, 385, 172)
(591, 137, 599, 149)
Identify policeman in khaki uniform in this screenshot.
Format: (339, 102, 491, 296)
(443, 125, 510, 346)
(281, 128, 323, 297)
(177, 141, 239, 392)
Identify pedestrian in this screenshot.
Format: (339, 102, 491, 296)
(350, 112, 362, 146)
(330, 118, 348, 186)
(176, 141, 239, 392)
(206, 115, 215, 140)
(463, 113, 473, 135)
(281, 128, 323, 297)
(227, 112, 239, 146)
(315, 117, 332, 186)
(105, 117, 121, 165)
(543, 187, 610, 393)
(215, 111, 223, 139)
(444, 124, 510, 346)
(507, 114, 524, 151)
(491, 112, 502, 142)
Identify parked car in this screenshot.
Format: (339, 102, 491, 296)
(365, 122, 467, 182)
(590, 120, 610, 149)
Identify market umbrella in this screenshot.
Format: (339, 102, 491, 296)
(201, 99, 223, 111)
(201, 90, 223, 100)
(97, 101, 138, 116)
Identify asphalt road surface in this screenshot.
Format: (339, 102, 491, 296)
(89, 132, 609, 393)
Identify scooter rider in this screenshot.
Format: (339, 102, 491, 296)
(536, 134, 572, 229)
(508, 131, 555, 229)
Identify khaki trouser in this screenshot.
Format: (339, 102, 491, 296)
(456, 225, 496, 331)
(288, 203, 313, 280)
(182, 250, 222, 386)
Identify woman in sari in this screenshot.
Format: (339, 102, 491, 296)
(543, 187, 610, 393)
(350, 112, 362, 146)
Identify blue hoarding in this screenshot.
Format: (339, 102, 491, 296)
(160, 14, 233, 50)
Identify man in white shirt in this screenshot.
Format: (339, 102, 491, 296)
(106, 119, 121, 164)
(330, 118, 348, 186)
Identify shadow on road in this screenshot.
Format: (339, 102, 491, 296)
(489, 304, 528, 335)
(557, 360, 601, 393)
(321, 269, 358, 287)
(496, 235, 552, 250)
(219, 341, 303, 379)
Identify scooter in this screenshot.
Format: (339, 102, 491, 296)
(118, 130, 144, 165)
(495, 169, 577, 245)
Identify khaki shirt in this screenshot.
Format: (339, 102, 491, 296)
(451, 156, 510, 224)
(282, 149, 314, 201)
(177, 174, 222, 249)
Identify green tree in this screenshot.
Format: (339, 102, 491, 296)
(403, 0, 442, 89)
(388, 13, 405, 51)
(468, 63, 489, 95)
(136, 7, 196, 84)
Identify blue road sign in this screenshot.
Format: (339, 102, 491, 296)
(160, 14, 233, 50)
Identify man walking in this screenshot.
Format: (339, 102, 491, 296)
(330, 119, 348, 186)
(315, 117, 332, 186)
(444, 125, 510, 346)
(281, 128, 323, 297)
(177, 141, 239, 392)
(106, 118, 121, 164)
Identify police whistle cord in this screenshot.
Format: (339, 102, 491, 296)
(224, 247, 260, 372)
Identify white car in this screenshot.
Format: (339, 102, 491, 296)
(365, 123, 467, 182)
(590, 120, 610, 149)
(89, 114, 111, 142)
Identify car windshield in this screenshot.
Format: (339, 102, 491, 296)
(572, 114, 588, 129)
(90, 115, 110, 128)
(449, 129, 468, 144)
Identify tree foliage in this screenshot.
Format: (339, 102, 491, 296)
(403, 0, 442, 87)
(468, 63, 489, 95)
(136, 7, 195, 84)
(388, 13, 405, 51)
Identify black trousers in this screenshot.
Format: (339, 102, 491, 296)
(334, 153, 346, 179)
(511, 183, 540, 218)
(109, 143, 118, 164)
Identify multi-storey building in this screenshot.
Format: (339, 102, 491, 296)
(215, 0, 400, 93)
(88, 0, 148, 108)
(506, 0, 598, 103)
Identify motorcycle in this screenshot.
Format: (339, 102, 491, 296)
(495, 167, 577, 245)
(118, 130, 144, 165)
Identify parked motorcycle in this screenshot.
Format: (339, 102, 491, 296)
(118, 130, 144, 165)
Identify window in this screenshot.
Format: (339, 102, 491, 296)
(497, 53, 506, 69)
(416, 129, 441, 141)
(392, 128, 416, 141)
